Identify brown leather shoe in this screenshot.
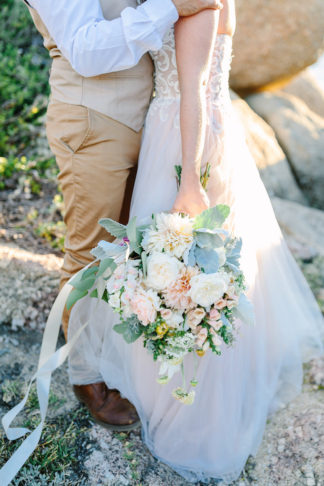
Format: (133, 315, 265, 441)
(73, 382, 140, 431)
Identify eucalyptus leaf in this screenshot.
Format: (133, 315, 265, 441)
(113, 316, 143, 344)
(89, 289, 98, 298)
(98, 218, 127, 239)
(195, 247, 220, 274)
(69, 269, 85, 288)
(193, 205, 230, 230)
(66, 288, 88, 311)
(95, 277, 107, 300)
(97, 257, 117, 278)
(72, 277, 96, 292)
(81, 266, 98, 280)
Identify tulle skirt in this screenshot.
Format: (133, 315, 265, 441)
(68, 95, 323, 484)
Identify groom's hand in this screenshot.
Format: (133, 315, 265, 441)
(173, 0, 223, 17)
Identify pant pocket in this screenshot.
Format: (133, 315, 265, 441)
(46, 102, 91, 154)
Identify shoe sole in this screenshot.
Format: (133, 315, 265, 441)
(91, 416, 141, 432)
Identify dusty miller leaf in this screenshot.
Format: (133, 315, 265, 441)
(195, 247, 220, 273)
(98, 218, 127, 239)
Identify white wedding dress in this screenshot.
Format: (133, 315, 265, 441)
(68, 31, 324, 483)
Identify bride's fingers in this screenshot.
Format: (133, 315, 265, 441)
(207, 0, 223, 9)
(171, 207, 190, 216)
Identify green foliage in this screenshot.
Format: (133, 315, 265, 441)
(0, 379, 90, 484)
(0, 0, 50, 157)
(35, 220, 65, 251)
(99, 218, 127, 239)
(114, 316, 144, 344)
(194, 204, 230, 230)
(0, 407, 91, 484)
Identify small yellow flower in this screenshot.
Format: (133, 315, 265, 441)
(20, 156, 27, 163)
(31, 106, 39, 115)
(156, 322, 169, 337)
(196, 349, 206, 357)
(172, 388, 195, 405)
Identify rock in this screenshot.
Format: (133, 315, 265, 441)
(251, 392, 324, 485)
(231, 91, 306, 204)
(231, 0, 324, 91)
(246, 91, 324, 208)
(281, 69, 324, 119)
(271, 197, 324, 259)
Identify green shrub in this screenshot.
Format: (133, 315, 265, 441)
(0, 0, 50, 157)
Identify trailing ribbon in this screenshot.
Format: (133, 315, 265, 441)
(0, 260, 98, 486)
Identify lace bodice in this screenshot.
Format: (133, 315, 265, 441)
(150, 28, 233, 107)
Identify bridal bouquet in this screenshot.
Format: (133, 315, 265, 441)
(68, 200, 254, 405)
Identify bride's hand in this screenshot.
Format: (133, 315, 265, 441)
(172, 178, 210, 217)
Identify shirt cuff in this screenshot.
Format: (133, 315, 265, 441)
(141, 0, 179, 39)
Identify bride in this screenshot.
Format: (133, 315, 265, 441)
(68, 0, 324, 483)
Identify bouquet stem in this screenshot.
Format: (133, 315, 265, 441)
(175, 163, 211, 191)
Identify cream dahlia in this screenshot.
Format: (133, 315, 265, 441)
(163, 266, 199, 311)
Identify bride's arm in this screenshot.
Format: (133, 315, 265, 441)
(172, 10, 219, 216)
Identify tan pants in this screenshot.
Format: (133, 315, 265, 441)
(46, 101, 141, 339)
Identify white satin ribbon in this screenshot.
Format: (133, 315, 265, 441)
(0, 260, 97, 486)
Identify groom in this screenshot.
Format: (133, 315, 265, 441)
(25, 0, 222, 429)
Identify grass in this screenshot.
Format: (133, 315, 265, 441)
(114, 431, 141, 481)
(0, 379, 92, 485)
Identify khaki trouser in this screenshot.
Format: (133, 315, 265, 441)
(46, 101, 141, 339)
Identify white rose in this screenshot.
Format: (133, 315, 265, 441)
(188, 272, 229, 308)
(145, 252, 182, 291)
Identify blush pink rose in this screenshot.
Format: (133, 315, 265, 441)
(131, 289, 160, 326)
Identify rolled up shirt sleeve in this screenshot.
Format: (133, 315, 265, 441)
(27, 0, 179, 77)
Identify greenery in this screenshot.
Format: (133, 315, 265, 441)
(0, 379, 92, 484)
(0, 0, 50, 157)
(0, 0, 65, 250)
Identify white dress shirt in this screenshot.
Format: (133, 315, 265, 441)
(28, 0, 178, 77)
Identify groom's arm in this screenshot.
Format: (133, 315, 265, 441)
(26, 0, 178, 77)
